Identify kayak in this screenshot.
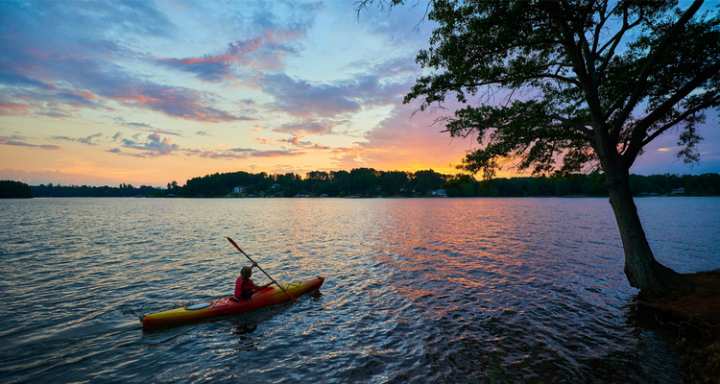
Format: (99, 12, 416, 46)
(142, 276, 325, 330)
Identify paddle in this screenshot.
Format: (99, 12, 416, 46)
(225, 237, 296, 302)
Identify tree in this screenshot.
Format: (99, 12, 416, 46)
(412, 169, 446, 195)
(167, 180, 179, 193)
(353, 168, 382, 195)
(445, 174, 477, 196)
(380, 171, 410, 195)
(0, 180, 32, 198)
(397, 0, 720, 295)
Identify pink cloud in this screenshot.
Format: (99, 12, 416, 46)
(0, 102, 30, 115)
(334, 102, 476, 173)
(110, 87, 246, 122)
(158, 28, 306, 81)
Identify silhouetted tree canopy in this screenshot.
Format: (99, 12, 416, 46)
(29, 184, 163, 197)
(399, 0, 719, 177)
(0, 180, 32, 198)
(19, 170, 719, 198)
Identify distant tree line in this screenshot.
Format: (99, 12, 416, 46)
(176, 169, 720, 197)
(177, 169, 449, 197)
(3, 170, 718, 198)
(30, 183, 164, 197)
(446, 173, 720, 197)
(176, 168, 720, 197)
(0, 180, 32, 198)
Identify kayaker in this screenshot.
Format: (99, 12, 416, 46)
(234, 264, 270, 300)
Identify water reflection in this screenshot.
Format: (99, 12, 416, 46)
(0, 197, 717, 383)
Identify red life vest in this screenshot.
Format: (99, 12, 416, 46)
(234, 276, 257, 299)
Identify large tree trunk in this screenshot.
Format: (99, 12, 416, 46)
(605, 167, 682, 296)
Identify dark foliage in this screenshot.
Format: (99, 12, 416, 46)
(12, 171, 719, 198)
(0, 180, 32, 198)
(31, 183, 163, 197)
(400, 0, 719, 177)
(175, 169, 445, 197)
(445, 172, 720, 197)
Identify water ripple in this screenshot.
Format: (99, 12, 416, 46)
(1, 197, 718, 383)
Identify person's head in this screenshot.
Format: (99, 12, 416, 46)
(241, 266, 252, 279)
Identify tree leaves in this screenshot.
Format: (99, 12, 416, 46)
(403, 0, 720, 177)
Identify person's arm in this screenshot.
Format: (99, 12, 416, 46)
(251, 280, 272, 291)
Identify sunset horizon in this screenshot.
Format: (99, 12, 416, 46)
(2, 1, 718, 187)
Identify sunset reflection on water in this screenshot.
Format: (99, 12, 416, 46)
(1, 197, 718, 383)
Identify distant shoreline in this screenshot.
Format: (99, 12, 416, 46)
(3, 171, 719, 198)
(7, 194, 717, 199)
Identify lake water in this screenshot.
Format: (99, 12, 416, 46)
(1, 197, 718, 383)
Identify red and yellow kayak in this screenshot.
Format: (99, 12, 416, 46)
(142, 276, 325, 330)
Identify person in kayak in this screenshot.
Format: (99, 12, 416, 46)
(234, 264, 271, 300)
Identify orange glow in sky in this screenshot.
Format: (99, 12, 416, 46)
(1, 2, 713, 186)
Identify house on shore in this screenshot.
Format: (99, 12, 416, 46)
(431, 189, 448, 197)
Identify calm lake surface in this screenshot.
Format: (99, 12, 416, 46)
(1, 197, 719, 383)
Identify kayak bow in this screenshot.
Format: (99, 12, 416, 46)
(142, 276, 324, 331)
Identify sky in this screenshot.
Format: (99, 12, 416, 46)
(0, 0, 718, 186)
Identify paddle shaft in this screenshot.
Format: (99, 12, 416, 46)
(225, 237, 295, 301)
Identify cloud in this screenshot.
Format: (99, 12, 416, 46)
(196, 130, 210, 136)
(0, 135, 60, 150)
(52, 133, 103, 146)
(279, 136, 331, 150)
(158, 29, 304, 81)
(181, 147, 303, 159)
(0, 1, 244, 122)
(345, 56, 419, 79)
(155, 1, 321, 81)
(107, 83, 245, 122)
(37, 108, 73, 118)
(274, 119, 336, 135)
(113, 118, 153, 129)
(0, 87, 102, 118)
(119, 133, 178, 157)
(112, 117, 183, 137)
(0, 102, 30, 115)
(262, 73, 409, 117)
(253, 135, 332, 150)
(109, 132, 304, 160)
(0, 72, 50, 89)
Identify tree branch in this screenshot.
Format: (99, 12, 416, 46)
(611, 0, 704, 132)
(596, 4, 630, 56)
(622, 62, 720, 165)
(466, 72, 580, 88)
(590, 0, 610, 60)
(549, 113, 594, 136)
(639, 95, 720, 147)
(546, 1, 616, 165)
(573, 4, 596, 79)
(597, 13, 644, 82)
